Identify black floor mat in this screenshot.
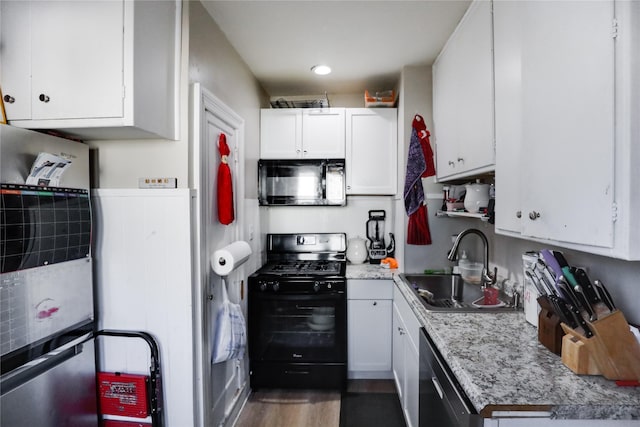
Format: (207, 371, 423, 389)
(339, 392, 406, 427)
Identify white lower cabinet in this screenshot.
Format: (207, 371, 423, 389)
(347, 280, 393, 378)
(392, 284, 419, 427)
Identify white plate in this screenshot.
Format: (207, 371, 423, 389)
(472, 297, 505, 309)
(308, 321, 334, 331)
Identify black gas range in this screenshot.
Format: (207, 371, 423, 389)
(248, 233, 347, 390)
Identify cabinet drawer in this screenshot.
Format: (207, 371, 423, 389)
(348, 279, 393, 300)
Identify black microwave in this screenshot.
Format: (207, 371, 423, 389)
(258, 159, 346, 206)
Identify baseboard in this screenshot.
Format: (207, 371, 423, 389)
(223, 384, 251, 427)
(348, 370, 394, 380)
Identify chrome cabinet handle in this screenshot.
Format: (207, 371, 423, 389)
(529, 211, 541, 220)
(3, 94, 15, 104)
(39, 94, 50, 103)
(516, 211, 522, 218)
(457, 157, 464, 163)
(372, 301, 377, 306)
(448, 160, 455, 166)
(431, 377, 445, 400)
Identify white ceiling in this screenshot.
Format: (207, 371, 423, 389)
(200, 0, 472, 97)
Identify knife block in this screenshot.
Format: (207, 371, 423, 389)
(560, 310, 640, 380)
(537, 296, 564, 355)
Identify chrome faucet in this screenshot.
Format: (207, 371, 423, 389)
(447, 228, 497, 287)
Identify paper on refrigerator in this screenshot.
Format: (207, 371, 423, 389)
(26, 152, 72, 187)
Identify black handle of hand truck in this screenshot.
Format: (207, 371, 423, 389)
(94, 329, 164, 427)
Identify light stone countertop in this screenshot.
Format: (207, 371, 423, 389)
(345, 262, 396, 280)
(391, 274, 640, 421)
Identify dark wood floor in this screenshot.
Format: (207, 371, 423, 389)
(234, 380, 396, 427)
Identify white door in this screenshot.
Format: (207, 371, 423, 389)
(192, 84, 247, 427)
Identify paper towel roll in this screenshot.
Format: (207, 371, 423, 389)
(211, 240, 252, 276)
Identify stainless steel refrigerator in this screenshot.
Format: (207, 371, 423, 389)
(0, 124, 98, 426)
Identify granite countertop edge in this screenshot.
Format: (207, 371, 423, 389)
(390, 274, 640, 421)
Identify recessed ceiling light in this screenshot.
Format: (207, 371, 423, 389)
(311, 65, 331, 75)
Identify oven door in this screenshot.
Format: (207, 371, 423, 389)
(248, 291, 346, 363)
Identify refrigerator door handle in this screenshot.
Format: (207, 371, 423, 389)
(1, 344, 82, 396)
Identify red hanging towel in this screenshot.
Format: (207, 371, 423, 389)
(217, 133, 235, 225)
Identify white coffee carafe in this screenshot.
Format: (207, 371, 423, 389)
(464, 180, 490, 214)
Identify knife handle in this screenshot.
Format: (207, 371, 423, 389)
(594, 279, 616, 311)
(571, 267, 601, 305)
(540, 249, 564, 281)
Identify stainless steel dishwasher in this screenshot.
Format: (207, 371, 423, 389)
(419, 328, 482, 427)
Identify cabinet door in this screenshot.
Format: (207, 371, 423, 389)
(434, 0, 494, 180)
(454, 0, 494, 174)
(404, 338, 419, 427)
(494, 1, 523, 234)
(0, 1, 32, 120)
(260, 109, 303, 159)
(496, 1, 615, 248)
(348, 299, 392, 372)
(433, 40, 460, 178)
(346, 109, 398, 195)
(521, 1, 614, 247)
(30, 1, 124, 120)
(392, 302, 406, 402)
(302, 109, 345, 158)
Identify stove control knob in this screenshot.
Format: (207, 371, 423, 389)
(313, 281, 321, 292)
(259, 282, 268, 292)
(272, 282, 280, 292)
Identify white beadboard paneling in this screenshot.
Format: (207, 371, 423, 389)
(92, 188, 194, 426)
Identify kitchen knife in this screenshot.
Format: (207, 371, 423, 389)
(552, 251, 581, 289)
(571, 267, 601, 306)
(553, 283, 594, 338)
(534, 259, 560, 295)
(549, 295, 579, 329)
(525, 269, 548, 296)
(593, 279, 616, 311)
(563, 298, 594, 338)
(559, 275, 597, 322)
(540, 249, 564, 283)
(548, 251, 597, 320)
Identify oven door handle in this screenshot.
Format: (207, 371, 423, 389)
(250, 292, 344, 301)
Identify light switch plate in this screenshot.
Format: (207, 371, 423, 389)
(138, 177, 177, 188)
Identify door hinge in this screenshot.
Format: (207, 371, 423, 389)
(612, 18, 619, 39)
(122, 86, 126, 99)
(612, 202, 619, 222)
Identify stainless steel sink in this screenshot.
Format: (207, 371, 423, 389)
(399, 274, 519, 313)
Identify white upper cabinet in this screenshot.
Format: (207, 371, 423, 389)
(0, 0, 180, 140)
(433, 0, 495, 181)
(346, 109, 398, 195)
(260, 108, 346, 159)
(494, 0, 617, 251)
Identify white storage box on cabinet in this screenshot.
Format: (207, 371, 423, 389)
(0, 0, 180, 140)
(347, 280, 393, 378)
(260, 108, 346, 159)
(346, 108, 398, 195)
(392, 284, 419, 427)
(432, 0, 495, 181)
